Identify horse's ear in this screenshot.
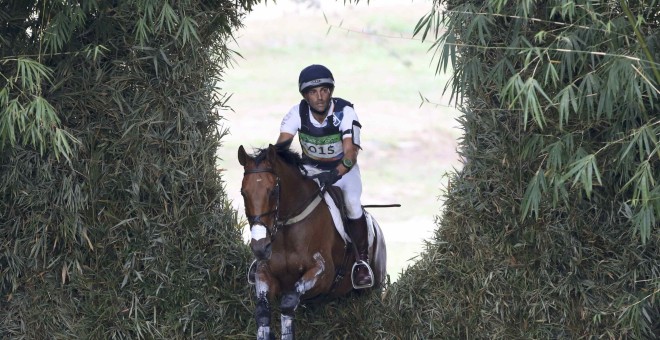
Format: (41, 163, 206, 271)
(267, 144, 278, 160)
(238, 145, 248, 166)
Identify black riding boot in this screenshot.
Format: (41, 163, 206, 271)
(346, 214, 374, 288)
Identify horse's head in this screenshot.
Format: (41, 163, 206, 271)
(238, 144, 281, 261)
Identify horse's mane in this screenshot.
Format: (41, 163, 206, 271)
(253, 140, 304, 168)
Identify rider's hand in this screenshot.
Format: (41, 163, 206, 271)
(313, 168, 342, 187)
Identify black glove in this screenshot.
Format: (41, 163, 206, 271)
(313, 168, 342, 187)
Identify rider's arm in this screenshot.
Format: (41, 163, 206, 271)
(276, 132, 295, 145)
(336, 106, 360, 176)
(278, 104, 300, 145)
(337, 137, 358, 176)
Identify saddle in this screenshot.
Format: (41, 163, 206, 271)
(325, 186, 348, 226)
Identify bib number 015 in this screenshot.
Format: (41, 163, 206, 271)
(307, 145, 336, 155)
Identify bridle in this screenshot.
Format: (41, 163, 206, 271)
(243, 167, 323, 239)
(243, 168, 281, 235)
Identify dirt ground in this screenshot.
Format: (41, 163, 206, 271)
(218, 0, 463, 281)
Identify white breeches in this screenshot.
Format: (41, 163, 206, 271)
(304, 164, 363, 219)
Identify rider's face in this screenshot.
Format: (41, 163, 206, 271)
(303, 86, 332, 113)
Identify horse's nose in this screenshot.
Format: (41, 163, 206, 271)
(250, 223, 272, 260)
(252, 240, 272, 260)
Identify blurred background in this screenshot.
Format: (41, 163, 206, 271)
(218, 0, 463, 282)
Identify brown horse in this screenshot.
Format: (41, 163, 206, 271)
(238, 144, 387, 340)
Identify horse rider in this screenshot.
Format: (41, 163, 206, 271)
(249, 64, 374, 288)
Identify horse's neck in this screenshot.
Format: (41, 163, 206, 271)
(278, 166, 317, 212)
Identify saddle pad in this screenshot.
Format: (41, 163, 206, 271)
(301, 165, 374, 248)
(324, 193, 375, 249)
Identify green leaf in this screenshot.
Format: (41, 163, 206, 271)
(622, 161, 654, 206)
(543, 61, 559, 87)
(177, 17, 200, 46)
(158, 2, 180, 33)
(523, 77, 551, 129)
(555, 84, 578, 130)
(413, 9, 436, 42)
(135, 17, 150, 46)
(15, 58, 53, 91)
(562, 154, 603, 198)
(521, 168, 547, 219)
(631, 205, 655, 244)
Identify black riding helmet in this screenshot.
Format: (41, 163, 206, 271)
(298, 64, 335, 94)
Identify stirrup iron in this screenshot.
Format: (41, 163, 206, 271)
(351, 260, 374, 289)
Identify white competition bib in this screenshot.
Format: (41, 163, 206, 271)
(299, 133, 343, 160)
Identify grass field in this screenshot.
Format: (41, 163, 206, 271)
(218, 0, 463, 282)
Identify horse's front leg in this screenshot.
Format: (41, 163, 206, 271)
(255, 263, 278, 340)
(279, 252, 327, 340)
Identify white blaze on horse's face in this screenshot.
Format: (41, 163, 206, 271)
(251, 224, 268, 241)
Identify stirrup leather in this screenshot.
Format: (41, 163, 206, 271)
(351, 260, 374, 289)
(247, 259, 257, 285)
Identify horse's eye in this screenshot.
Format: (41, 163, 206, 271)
(240, 190, 246, 197)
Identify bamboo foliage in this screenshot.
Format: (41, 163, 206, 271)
(379, 0, 659, 338)
(420, 0, 660, 244)
(1, 0, 258, 337)
(1, 56, 76, 161)
(3, 0, 659, 338)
